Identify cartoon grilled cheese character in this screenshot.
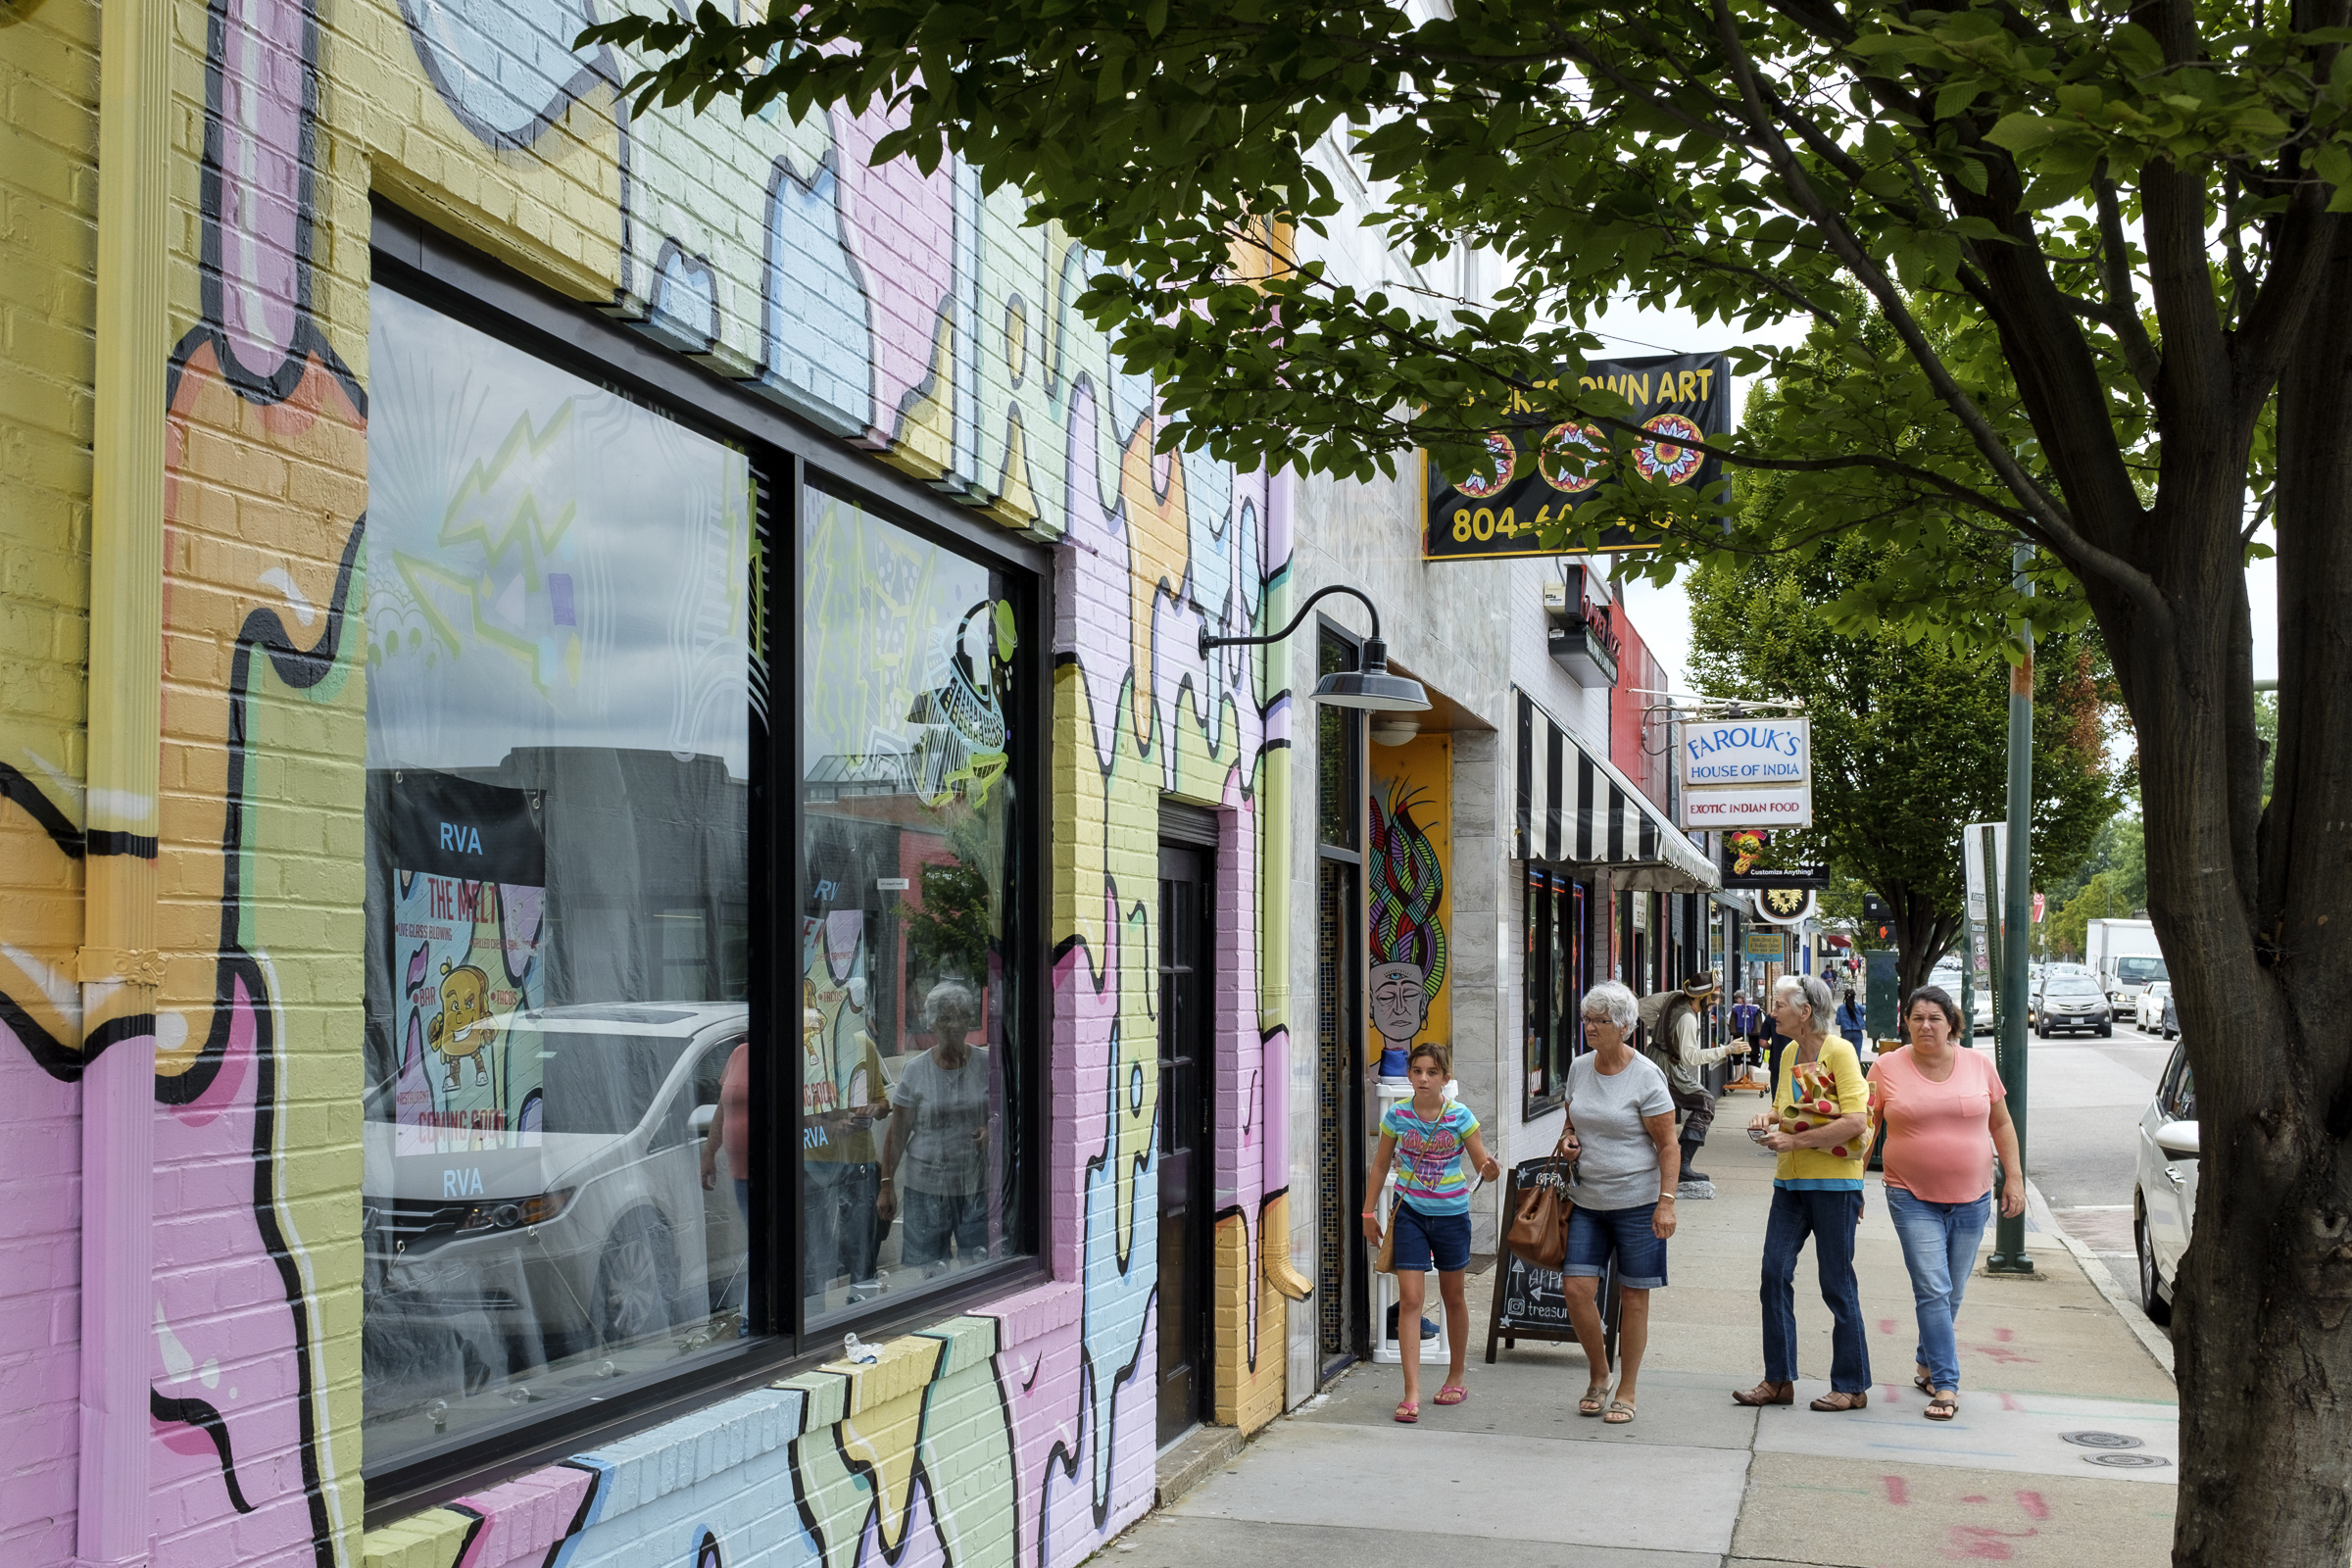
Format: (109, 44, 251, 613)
(427, 961, 496, 1090)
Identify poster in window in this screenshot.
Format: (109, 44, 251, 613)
(376, 772, 548, 1183)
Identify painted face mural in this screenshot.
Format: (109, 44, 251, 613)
(1368, 779, 1447, 1055)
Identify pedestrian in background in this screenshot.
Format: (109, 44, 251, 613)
(1871, 986, 2026, 1422)
(1729, 991, 1766, 1090)
(1837, 988, 1869, 1065)
(1558, 981, 1680, 1425)
(1735, 974, 1874, 1412)
(1642, 971, 1748, 1188)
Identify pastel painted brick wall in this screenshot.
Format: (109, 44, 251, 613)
(0, 1, 100, 1561)
(0, 0, 1297, 1559)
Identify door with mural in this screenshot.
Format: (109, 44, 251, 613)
(1156, 843, 1214, 1444)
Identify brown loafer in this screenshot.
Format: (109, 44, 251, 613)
(1810, 1390, 1869, 1412)
(1733, 1380, 1794, 1406)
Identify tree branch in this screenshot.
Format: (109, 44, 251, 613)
(1706, 0, 2176, 638)
(2091, 171, 2163, 398)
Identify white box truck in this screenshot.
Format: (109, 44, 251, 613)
(2084, 917, 2168, 1019)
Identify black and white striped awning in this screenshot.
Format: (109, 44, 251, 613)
(1514, 691, 1719, 892)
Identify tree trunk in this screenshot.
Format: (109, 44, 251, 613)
(2147, 226, 2352, 1566)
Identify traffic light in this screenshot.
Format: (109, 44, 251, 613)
(1862, 893, 1893, 942)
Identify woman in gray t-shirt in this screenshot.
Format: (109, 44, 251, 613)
(1557, 980, 1679, 1426)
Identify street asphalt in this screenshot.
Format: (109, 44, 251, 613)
(1107, 1077, 2182, 1568)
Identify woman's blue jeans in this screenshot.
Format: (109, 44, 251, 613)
(1884, 1186, 1992, 1392)
(1760, 1186, 1871, 1393)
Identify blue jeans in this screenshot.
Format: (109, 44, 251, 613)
(1760, 1186, 1870, 1393)
(1885, 1186, 1991, 1392)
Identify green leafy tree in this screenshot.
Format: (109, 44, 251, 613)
(1691, 390, 2123, 1004)
(591, 0, 2352, 1553)
(2048, 868, 2138, 961)
(2048, 810, 2149, 916)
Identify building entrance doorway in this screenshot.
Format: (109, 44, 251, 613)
(1156, 839, 1213, 1445)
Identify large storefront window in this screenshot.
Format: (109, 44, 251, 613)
(799, 488, 1027, 1323)
(1523, 870, 1588, 1116)
(360, 284, 757, 1473)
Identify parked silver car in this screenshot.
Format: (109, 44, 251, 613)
(2133, 1039, 2198, 1326)
(362, 1003, 750, 1446)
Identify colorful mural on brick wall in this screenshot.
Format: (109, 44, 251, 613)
(1368, 740, 1454, 1067)
(0, 0, 1296, 1560)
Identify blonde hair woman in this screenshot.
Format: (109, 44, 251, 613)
(1734, 974, 1873, 1411)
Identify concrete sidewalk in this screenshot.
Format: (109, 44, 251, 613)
(1112, 1124, 2180, 1567)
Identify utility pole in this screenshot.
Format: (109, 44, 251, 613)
(1988, 542, 2035, 1274)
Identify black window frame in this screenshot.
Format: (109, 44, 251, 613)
(364, 202, 1050, 1524)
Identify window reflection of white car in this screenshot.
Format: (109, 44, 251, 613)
(1928, 964, 1993, 1034)
(2134, 980, 2174, 1031)
(2134, 1039, 2198, 1327)
(362, 1003, 749, 1440)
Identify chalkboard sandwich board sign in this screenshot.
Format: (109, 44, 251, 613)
(1486, 1157, 1619, 1365)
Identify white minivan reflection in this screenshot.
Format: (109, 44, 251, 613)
(362, 1003, 749, 1446)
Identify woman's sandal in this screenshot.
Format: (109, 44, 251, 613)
(1579, 1384, 1610, 1416)
(1925, 1392, 1959, 1421)
(1733, 1380, 1795, 1406)
(1603, 1399, 1638, 1424)
(1394, 1401, 1420, 1424)
(1434, 1384, 1468, 1406)
(1912, 1371, 1936, 1396)
(1810, 1390, 1869, 1412)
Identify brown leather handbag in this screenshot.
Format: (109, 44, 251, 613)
(1504, 1138, 1578, 1270)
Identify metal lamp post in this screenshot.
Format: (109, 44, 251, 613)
(1987, 542, 2036, 1275)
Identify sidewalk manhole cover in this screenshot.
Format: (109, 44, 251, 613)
(2060, 1430, 2143, 1449)
(2083, 1452, 2172, 1469)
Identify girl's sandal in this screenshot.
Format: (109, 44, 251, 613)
(1394, 1401, 1420, 1424)
(1925, 1393, 1959, 1422)
(1434, 1384, 1468, 1406)
(1579, 1384, 1610, 1416)
(1603, 1399, 1638, 1424)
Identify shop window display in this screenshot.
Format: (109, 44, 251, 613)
(359, 284, 756, 1471)
(798, 488, 1026, 1323)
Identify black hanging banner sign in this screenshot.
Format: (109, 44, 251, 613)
(1426, 351, 1733, 563)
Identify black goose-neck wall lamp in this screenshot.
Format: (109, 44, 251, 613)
(1199, 584, 1431, 712)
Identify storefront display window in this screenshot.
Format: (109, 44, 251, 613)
(359, 285, 758, 1473)
(799, 488, 1028, 1323)
(1523, 871, 1588, 1116)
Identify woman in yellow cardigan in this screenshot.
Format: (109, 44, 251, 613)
(1733, 973, 1874, 1411)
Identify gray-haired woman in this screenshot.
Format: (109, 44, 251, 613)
(1556, 980, 1679, 1424)
(1734, 973, 1874, 1411)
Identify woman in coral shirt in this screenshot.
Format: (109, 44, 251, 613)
(1870, 986, 2026, 1422)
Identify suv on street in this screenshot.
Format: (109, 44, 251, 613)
(2134, 1039, 2200, 1325)
(2034, 972, 2111, 1037)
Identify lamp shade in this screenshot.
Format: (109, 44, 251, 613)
(1310, 638, 1430, 711)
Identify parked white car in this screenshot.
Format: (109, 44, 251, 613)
(2134, 980, 2174, 1031)
(362, 1003, 751, 1446)
(2133, 1040, 2199, 1326)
